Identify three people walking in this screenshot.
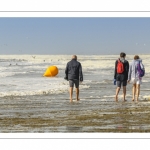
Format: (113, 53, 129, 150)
(65, 53, 145, 103)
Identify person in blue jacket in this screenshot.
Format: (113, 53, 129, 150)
(65, 55, 83, 102)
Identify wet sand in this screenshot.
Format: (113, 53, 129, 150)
(0, 81, 150, 133)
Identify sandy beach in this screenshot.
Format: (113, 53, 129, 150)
(0, 80, 150, 132)
(1, 85, 150, 133)
(0, 55, 150, 132)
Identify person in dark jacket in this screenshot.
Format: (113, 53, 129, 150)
(65, 55, 83, 102)
(114, 52, 129, 102)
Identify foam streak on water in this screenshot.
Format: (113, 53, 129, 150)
(0, 55, 149, 98)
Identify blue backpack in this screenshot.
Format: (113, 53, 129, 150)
(137, 62, 145, 77)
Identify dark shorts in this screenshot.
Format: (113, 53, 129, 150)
(116, 80, 127, 87)
(69, 79, 79, 88)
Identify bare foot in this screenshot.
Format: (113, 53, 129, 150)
(132, 98, 134, 101)
(76, 98, 80, 101)
(123, 99, 127, 102)
(115, 95, 118, 102)
(70, 99, 73, 103)
(135, 99, 139, 102)
(135, 97, 139, 102)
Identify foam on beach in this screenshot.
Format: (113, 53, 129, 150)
(143, 95, 150, 100)
(0, 55, 149, 98)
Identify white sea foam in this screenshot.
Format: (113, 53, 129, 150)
(0, 72, 16, 78)
(0, 55, 149, 97)
(0, 74, 89, 97)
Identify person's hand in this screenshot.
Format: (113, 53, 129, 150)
(127, 80, 130, 83)
(113, 79, 116, 85)
(64, 76, 68, 81)
(80, 77, 83, 82)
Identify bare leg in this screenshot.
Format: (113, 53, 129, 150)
(135, 84, 140, 102)
(132, 84, 136, 101)
(123, 86, 126, 101)
(69, 87, 73, 102)
(76, 88, 80, 101)
(115, 87, 120, 102)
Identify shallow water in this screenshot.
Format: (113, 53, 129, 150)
(0, 55, 150, 132)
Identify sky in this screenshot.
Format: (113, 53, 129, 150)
(0, 17, 150, 55)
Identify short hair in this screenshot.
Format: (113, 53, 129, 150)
(72, 55, 77, 60)
(134, 55, 139, 60)
(120, 52, 126, 57)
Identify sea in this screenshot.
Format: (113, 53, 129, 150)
(0, 54, 149, 97)
(0, 55, 150, 132)
(0, 54, 122, 97)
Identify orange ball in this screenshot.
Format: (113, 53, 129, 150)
(43, 66, 58, 77)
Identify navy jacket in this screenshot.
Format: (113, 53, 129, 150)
(114, 59, 129, 81)
(65, 59, 83, 81)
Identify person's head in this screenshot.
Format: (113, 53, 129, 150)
(134, 55, 140, 60)
(72, 55, 77, 60)
(120, 52, 126, 58)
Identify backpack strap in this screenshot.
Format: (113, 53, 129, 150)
(118, 59, 121, 63)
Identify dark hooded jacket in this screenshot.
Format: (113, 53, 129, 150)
(65, 58, 83, 81)
(114, 58, 129, 81)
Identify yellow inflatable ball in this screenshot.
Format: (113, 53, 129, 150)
(43, 66, 58, 77)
